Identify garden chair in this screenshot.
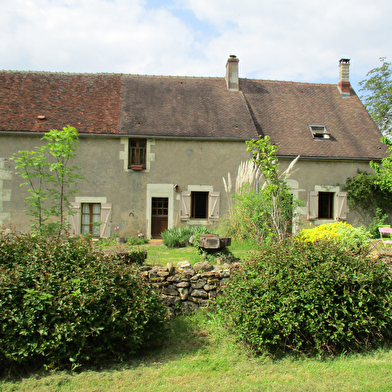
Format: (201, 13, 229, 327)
(378, 226, 392, 247)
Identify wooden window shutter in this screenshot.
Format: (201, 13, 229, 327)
(308, 191, 318, 220)
(100, 203, 112, 238)
(336, 192, 348, 220)
(181, 191, 191, 221)
(208, 191, 220, 220)
(68, 202, 81, 235)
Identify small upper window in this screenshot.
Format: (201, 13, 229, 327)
(128, 139, 146, 170)
(309, 125, 331, 140)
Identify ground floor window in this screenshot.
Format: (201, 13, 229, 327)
(308, 188, 347, 221)
(180, 189, 220, 221)
(318, 192, 334, 219)
(191, 191, 208, 219)
(81, 203, 101, 236)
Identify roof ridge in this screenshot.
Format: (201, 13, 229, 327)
(0, 70, 121, 76)
(0, 70, 224, 80)
(1, 70, 335, 86)
(241, 77, 335, 86)
(125, 74, 223, 79)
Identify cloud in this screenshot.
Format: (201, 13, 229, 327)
(1, 0, 392, 92)
(1, 0, 195, 74)
(177, 0, 392, 82)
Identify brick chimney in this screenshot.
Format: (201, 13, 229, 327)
(338, 58, 351, 97)
(225, 55, 239, 91)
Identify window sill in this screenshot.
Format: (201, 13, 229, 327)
(130, 164, 144, 171)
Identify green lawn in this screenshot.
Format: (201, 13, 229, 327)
(2, 310, 392, 391)
(98, 239, 260, 267)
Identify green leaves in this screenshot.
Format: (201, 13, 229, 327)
(224, 137, 300, 243)
(0, 231, 167, 373)
(216, 239, 392, 356)
(359, 59, 392, 132)
(246, 136, 280, 184)
(11, 126, 85, 236)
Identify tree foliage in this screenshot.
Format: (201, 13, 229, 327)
(221, 136, 300, 242)
(12, 126, 84, 236)
(244, 137, 300, 242)
(370, 137, 392, 193)
(359, 58, 392, 134)
(343, 170, 392, 219)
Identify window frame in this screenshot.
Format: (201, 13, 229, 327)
(81, 203, 101, 237)
(308, 187, 347, 222)
(318, 191, 334, 219)
(180, 188, 220, 222)
(309, 125, 331, 140)
(191, 191, 209, 219)
(128, 138, 147, 170)
(69, 198, 112, 238)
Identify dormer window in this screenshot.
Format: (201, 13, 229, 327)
(309, 125, 331, 140)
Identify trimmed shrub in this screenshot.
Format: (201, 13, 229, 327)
(0, 230, 167, 372)
(161, 226, 213, 248)
(216, 239, 392, 356)
(297, 222, 371, 253)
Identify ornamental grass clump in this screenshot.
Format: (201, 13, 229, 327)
(0, 230, 167, 373)
(297, 221, 372, 253)
(215, 239, 392, 356)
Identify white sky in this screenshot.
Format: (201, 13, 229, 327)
(1, 0, 391, 94)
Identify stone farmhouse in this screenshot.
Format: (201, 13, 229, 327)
(0, 56, 386, 238)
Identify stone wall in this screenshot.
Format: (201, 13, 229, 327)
(139, 260, 238, 317)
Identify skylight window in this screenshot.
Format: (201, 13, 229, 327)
(309, 125, 331, 140)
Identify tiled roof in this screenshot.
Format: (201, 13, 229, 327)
(0, 70, 386, 159)
(0, 71, 121, 133)
(241, 79, 386, 160)
(120, 75, 258, 139)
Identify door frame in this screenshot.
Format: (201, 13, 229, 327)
(146, 184, 174, 239)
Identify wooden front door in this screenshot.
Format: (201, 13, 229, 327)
(151, 197, 168, 239)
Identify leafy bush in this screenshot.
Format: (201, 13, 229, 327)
(161, 226, 213, 248)
(0, 230, 167, 372)
(367, 208, 389, 239)
(297, 222, 371, 253)
(110, 248, 147, 266)
(97, 236, 118, 247)
(343, 170, 392, 219)
(126, 236, 149, 246)
(215, 239, 392, 356)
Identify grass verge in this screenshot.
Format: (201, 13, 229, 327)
(112, 239, 261, 267)
(2, 309, 392, 392)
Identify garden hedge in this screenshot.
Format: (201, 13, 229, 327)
(0, 230, 167, 372)
(216, 239, 392, 356)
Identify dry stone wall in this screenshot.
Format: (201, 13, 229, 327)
(139, 260, 238, 317)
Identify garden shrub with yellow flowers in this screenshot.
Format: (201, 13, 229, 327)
(297, 222, 372, 253)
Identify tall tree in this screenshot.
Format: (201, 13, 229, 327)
(359, 58, 392, 135)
